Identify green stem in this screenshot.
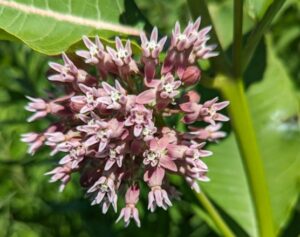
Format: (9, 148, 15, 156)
(242, 0, 285, 73)
(196, 192, 236, 237)
(215, 75, 275, 237)
(233, 0, 243, 78)
(187, 0, 232, 76)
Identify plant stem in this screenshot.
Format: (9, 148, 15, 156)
(196, 192, 236, 237)
(242, 0, 285, 73)
(233, 0, 243, 78)
(187, 0, 232, 76)
(215, 75, 275, 237)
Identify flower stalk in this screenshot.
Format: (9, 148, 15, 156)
(214, 75, 275, 237)
(196, 192, 236, 237)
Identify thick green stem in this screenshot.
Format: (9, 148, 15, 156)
(196, 192, 236, 237)
(233, 0, 243, 78)
(215, 75, 275, 237)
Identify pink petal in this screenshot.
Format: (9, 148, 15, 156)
(136, 89, 156, 104)
(160, 156, 177, 172)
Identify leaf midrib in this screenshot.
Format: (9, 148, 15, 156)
(0, 0, 142, 35)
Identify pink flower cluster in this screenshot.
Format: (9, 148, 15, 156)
(21, 18, 229, 227)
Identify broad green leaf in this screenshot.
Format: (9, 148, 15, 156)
(245, 0, 274, 19)
(202, 37, 300, 237)
(0, 0, 142, 55)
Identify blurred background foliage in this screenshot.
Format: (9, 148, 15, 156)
(0, 0, 299, 236)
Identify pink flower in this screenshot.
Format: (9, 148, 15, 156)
(116, 185, 141, 227)
(76, 36, 105, 64)
(25, 96, 64, 122)
(136, 73, 181, 108)
(186, 123, 226, 141)
(45, 163, 72, 192)
(21, 132, 44, 155)
(125, 104, 153, 137)
(48, 53, 78, 83)
(199, 98, 230, 125)
(58, 141, 87, 169)
(180, 97, 229, 125)
(145, 167, 172, 212)
(87, 174, 118, 213)
(78, 118, 125, 152)
(185, 142, 212, 172)
(140, 27, 167, 80)
(107, 37, 138, 78)
(49, 53, 92, 84)
(97, 81, 127, 110)
(71, 84, 103, 114)
(97, 143, 126, 170)
(143, 137, 177, 172)
(76, 36, 116, 78)
(162, 18, 217, 78)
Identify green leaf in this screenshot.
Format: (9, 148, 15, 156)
(207, 0, 254, 49)
(202, 37, 300, 237)
(245, 0, 274, 19)
(0, 0, 142, 55)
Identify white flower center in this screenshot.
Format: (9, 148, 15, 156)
(177, 34, 187, 41)
(110, 149, 117, 159)
(97, 130, 108, 139)
(100, 183, 109, 193)
(90, 45, 98, 57)
(208, 108, 216, 117)
(86, 93, 94, 104)
(110, 91, 121, 102)
(164, 83, 175, 93)
(146, 41, 158, 50)
(143, 127, 152, 136)
(146, 151, 159, 161)
(117, 49, 128, 58)
(77, 71, 86, 82)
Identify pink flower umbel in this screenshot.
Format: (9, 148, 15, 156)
(22, 19, 229, 228)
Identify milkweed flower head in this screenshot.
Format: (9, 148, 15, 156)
(22, 18, 229, 228)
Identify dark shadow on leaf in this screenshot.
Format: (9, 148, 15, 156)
(119, 0, 152, 33)
(244, 38, 267, 89)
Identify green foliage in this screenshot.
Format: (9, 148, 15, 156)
(202, 38, 300, 237)
(0, 0, 144, 55)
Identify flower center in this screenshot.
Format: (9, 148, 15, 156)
(163, 83, 175, 93)
(100, 183, 109, 193)
(146, 41, 158, 50)
(143, 149, 166, 167)
(97, 129, 108, 139)
(90, 45, 98, 57)
(117, 49, 128, 59)
(134, 112, 146, 124)
(77, 71, 86, 82)
(177, 34, 187, 41)
(208, 108, 216, 117)
(143, 127, 152, 136)
(86, 93, 95, 104)
(146, 151, 159, 161)
(109, 149, 117, 159)
(110, 91, 121, 102)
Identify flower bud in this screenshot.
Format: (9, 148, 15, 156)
(181, 66, 201, 86)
